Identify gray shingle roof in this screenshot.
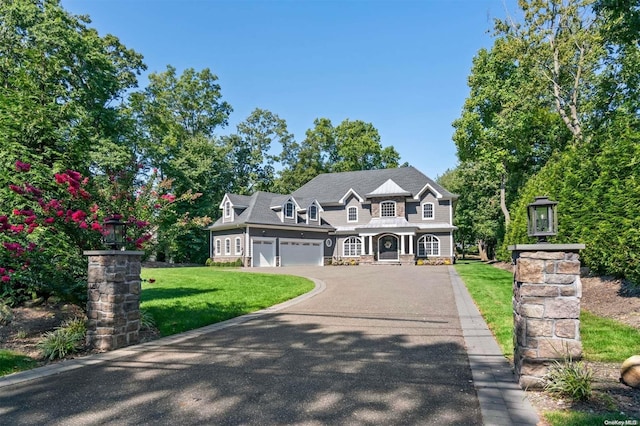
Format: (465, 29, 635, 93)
(209, 167, 454, 230)
(292, 166, 454, 203)
(209, 191, 333, 230)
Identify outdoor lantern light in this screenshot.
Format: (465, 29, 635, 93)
(103, 215, 126, 250)
(527, 196, 558, 242)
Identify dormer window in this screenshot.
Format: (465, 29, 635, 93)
(422, 202, 434, 220)
(309, 205, 318, 221)
(347, 206, 358, 222)
(284, 201, 295, 219)
(224, 201, 232, 218)
(380, 201, 396, 217)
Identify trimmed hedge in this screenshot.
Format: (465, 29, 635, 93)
(501, 116, 640, 287)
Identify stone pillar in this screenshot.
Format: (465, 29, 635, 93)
(84, 250, 144, 351)
(508, 243, 585, 389)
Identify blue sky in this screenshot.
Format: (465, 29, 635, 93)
(61, 0, 518, 179)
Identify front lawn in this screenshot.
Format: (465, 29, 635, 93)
(141, 268, 314, 336)
(454, 261, 640, 425)
(454, 261, 640, 362)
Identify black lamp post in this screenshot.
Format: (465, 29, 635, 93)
(527, 196, 558, 242)
(103, 215, 126, 250)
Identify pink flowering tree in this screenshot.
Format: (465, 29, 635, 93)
(0, 160, 196, 306)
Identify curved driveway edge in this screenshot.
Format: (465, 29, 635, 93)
(0, 277, 326, 389)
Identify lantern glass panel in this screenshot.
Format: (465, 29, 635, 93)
(103, 217, 125, 249)
(535, 206, 549, 233)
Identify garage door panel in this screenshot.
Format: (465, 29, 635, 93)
(280, 239, 323, 266)
(252, 239, 275, 267)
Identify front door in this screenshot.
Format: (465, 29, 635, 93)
(378, 235, 399, 261)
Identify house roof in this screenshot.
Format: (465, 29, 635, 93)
(209, 167, 455, 231)
(292, 166, 454, 204)
(208, 191, 334, 230)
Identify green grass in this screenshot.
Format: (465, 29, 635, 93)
(454, 261, 515, 356)
(141, 268, 314, 336)
(0, 350, 37, 376)
(544, 411, 636, 426)
(455, 261, 640, 426)
(454, 261, 640, 362)
(581, 310, 640, 362)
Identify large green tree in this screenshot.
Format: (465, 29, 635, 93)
(129, 65, 232, 174)
(0, 0, 165, 302)
(129, 65, 233, 263)
(225, 108, 293, 194)
(275, 118, 401, 192)
(498, 0, 640, 285)
(451, 0, 603, 259)
(0, 0, 145, 178)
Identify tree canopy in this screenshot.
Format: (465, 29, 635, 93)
(452, 0, 640, 285)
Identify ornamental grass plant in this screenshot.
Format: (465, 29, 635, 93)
(37, 318, 86, 360)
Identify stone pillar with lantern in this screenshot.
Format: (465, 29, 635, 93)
(509, 197, 585, 388)
(84, 215, 145, 351)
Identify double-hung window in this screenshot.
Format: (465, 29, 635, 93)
(284, 201, 295, 219)
(422, 202, 434, 220)
(347, 206, 358, 222)
(309, 205, 318, 221)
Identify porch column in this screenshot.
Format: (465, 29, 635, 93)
(400, 235, 405, 254)
(361, 237, 365, 255)
(409, 234, 414, 255)
(368, 235, 373, 255)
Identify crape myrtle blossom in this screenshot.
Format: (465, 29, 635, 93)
(1, 160, 180, 285)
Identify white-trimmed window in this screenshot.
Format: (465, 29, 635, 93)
(224, 201, 232, 218)
(380, 201, 396, 217)
(235, 237, 241, 254)
(418, 234, 440, 256)
(309, 205, 318, 221)
(343, 236, 362, 257)
(284, 201, 295, 219)
(347, 206, 358, 222)
(215, 239, 221, 255)
(422, 202, 434, 220)
(225, 238, 231, 255)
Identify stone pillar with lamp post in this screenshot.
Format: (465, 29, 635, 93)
(509, 197, 585, 388)
(84, 215, 144, 351)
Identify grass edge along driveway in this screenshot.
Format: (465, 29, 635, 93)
(0, 268, 312, 377)
(141, 267, 314, 336)
(454, 261, 640, 426)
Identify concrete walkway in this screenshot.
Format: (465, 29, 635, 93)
(0, 266, 539, 425)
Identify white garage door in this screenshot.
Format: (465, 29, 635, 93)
(280, 239, 323, 266)
(252, 239, 275, 267)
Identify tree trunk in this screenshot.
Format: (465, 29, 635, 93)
(500, 174, 511, 228)
(478, 240, 489, 261)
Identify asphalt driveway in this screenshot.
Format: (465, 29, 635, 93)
(0, 265, 536, 425)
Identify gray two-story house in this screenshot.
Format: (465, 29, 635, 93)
(207, 167, 457, 267)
